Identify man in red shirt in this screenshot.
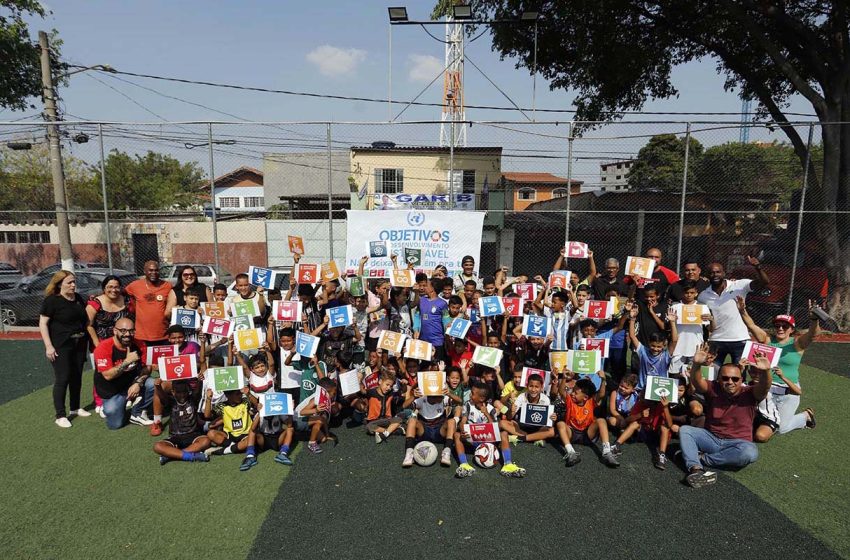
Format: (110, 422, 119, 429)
(679, 344, 772, 488)
(125, 260, 172, 345)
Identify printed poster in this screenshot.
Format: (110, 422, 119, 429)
(418, 371, 446, 397)
(645, 375, 679, 403)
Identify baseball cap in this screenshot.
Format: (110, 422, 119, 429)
(773, 314, 795, 328)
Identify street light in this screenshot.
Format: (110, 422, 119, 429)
(452, 4, 472, 19)
(387, 7, 408, 22)
(521, 11, 539, 20)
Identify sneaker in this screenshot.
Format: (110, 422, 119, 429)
(508, 435, 520, 446)
(149, 421, 163, 437)
(239, 455, 258, 471)
(204, 446, 222, 458)
(500, 463, 527, 478)
(602, 451, 620, 468)
(72, 408, 92, 418)
(374, 431, 384, 444)
(455, 463, 475, 478)
(610, 442, 623, 456)
(805, 408, 816, 429)
(308, 442, 323, 454)
(654, 452, 668, 470)
(563, 451, 581, 467)
(55, 417, 72, 429)
(159, 456, 171, 466)
(129, 411, 154, 426)
(440, 447, 452, 466)
(533, 440, 545, 448)
(192, 452, 210, 463)
(686, 469, 718, 488)
(402, 448, 415, 468)
(97, 406, 106, 419)
(274, 451, 293, 466)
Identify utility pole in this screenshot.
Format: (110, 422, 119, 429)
(39, 31, 74, 272)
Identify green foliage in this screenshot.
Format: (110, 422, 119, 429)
(693, 142, 803, 201)
(627, 134, 703, 192)
(101, 149, 206, 210)
(0, 144, 98, 211)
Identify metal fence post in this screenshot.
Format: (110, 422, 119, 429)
(97, 123, 114, 273)
(564, 121, 575, 245)
(208, 123, 221, 272)
(675, 122, 692, 272)
(327, 122, 335, 260)
(787, 123, 814, 314)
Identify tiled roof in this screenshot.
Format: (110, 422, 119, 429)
(502, 172, 581, 185)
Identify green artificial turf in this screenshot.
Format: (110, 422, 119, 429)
(0, 340, 55, 405)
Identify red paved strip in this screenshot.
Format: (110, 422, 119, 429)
(0, 331, 41, 340)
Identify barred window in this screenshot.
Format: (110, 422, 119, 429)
(0, 230, 50, 243)
(219, 197, 240, 208)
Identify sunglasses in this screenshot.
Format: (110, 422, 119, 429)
(116, 328, 136, 334)
(720, 375, 741, 382)
(182, 273, 196, 278)
(774, 323, 791, 329)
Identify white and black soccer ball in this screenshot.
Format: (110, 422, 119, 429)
(413, 441, 438, 467)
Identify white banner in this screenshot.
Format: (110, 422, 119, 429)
(345, 210, 484, 276)
(373, 193, 475, 210)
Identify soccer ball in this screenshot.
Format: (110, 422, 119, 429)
(473, 443, 500, 468)
(413, 441, 438, 467)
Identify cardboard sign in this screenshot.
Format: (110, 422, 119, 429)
(272, 300, 303, 322)
(403, 247, 422, 266)
(520, 367, 552, 392)
(201, 301, 227, 319)
(146, 344, 178, 364)
(348, 276, 365, 297)
(697, 364, 717, 381)
(321, 261, 340, 282)
(515, 283, 538, 301)
(502, 297, 523, 318)
(446, 317, 471, 339)
(390, 269, 415, 287)
(549, 271, 571, 290)
(338, 369, 361, 397)
(743, 341, 782, 368)
(522, 315, 551, 338)
(315, 386, 333, 414)
(678, 304, 708, 325)
(377, 330, 407, 354)
(626, 256, 655, 279)
(610, 296, 627, 316)
(202, 317, 233, 338)
(297, 263, 318, 284)
(583, 300, 612, 321)
(248, 266, 277, 290)
(369, 240, 390, 259)
(231, 314, 253, 331)
(209, 366, 245, 392)
(405, 339, 434, 362)
(519, 403, 554, 427)
(230, 298, 260, 318)
(287, 235, 304, 255)
(279, 349, 302, 389)
(645, 375, 679, 403)
(549, 351, 569, 372)
(158, 354, 198, 382)
(580, 337, 610, 358)
(363, 369, 380, 390)
(295, 331, 320, 358)
(566, 241, 589, 259)
(260, 392, 294, 418)
(472, 346, 503, 369)
(327, 304, 354, 328)
(234, 328, 264, 352)
(171, 308, 201, 330)
(480, 295, 505, 317)
(418, 371, 446, 397)
(467, 422, 500, 444)
(467, 306, 480, 324)
(567, 350, 602, 375)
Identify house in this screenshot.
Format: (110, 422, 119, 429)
(501, 172, 583, 211)
(212, 166, 265, 212)
(599, 159, 635, 191)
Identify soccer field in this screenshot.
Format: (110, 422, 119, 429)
(1, 340, 848, 560)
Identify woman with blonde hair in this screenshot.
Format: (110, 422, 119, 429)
(39, 270, 91, 428)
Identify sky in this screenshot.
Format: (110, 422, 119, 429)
(1, 1, 818, 182)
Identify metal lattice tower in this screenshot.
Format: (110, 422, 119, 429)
(740, 98, 752, 143)
(439, 14, 467, 148)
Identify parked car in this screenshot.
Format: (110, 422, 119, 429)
(18, 262, 110, 290)
(0, 262, 23, 290)
(225, 266, 292, 297)
(0, 268, 136, 326)
(159, 263, 233, 289)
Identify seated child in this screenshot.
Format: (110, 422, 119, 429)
(295, 377, 339, 454)
(401, 386, 455, 467)
(204, 386, 261, 472)
(152, 379, 210, 465)
(500, 373, 557, 445)
(555, 375, 620, 468)
(607, 374, 639, 430)
(610, 395, 674, 470)
(364, 372, 406, 443)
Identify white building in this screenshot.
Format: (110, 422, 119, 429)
(212, 167, 265, 212)
(599, 159, 634, 192)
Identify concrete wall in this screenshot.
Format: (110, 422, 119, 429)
(263, 152, 351, 207)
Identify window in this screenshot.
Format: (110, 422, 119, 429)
(0, 230, 50, 243)
(615, 175, 622, 180)
(449, 170, 476, 194)
(517, 188, 536, 201)
(617, 163, 622, 169)
(601, 176, 607, 182)
(243, 196, 264, 208)
(219, 197, 240, 208)
(552, 188, 570, 198)
(375, 168, 404, 194)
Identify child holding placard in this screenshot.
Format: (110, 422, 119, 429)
(627, 304, 679, 391)
(152, 379, 211, 465)
(296, 377, 339, 454)
(501, 373, 556, 445)
(227, 273, 266, 329)
(234, 342, 275, 396)
(150, 325, 204, 436)
(204, 386, 261, 471)
(669, 281, 714, 375)
(247, 390, 295, 467)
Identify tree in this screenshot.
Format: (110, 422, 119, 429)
(0, 144, 98, 211)
(101, 150, 206, 211)
(628, 134, 703, 192)
(459, 1, 850, 329)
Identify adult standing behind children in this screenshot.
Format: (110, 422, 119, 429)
(165, 265, 213, 312)
(591, 258, 630, 301)
(667, 260, 709, 303)
(40, 270, 91, 428)
(125, 260, 172, 346)
(453, 255, 482, 292)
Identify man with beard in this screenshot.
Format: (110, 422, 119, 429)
(591, 258, 630, 301)
(668, 260, 710, 303)
(697, 256, 768, 366)
(93, 318, 155, 429)
(125, 260, 173, 345)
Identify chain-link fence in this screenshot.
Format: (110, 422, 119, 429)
(0, 119, 841, 330)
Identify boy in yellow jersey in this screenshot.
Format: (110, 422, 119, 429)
(204, 386, 260, 471)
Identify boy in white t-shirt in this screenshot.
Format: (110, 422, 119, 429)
(499, 373, 557, 445)
(669, 281, 715, 375)
(401, 387, 456, 468)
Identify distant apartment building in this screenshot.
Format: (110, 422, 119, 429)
(502, 172, 582, 211)
(599, 159, 635, 192)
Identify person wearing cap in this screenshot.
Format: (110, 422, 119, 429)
(736, 298, 820, 439)
(452, 255, 482, 293)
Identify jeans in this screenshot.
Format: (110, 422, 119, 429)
(678, 424, 759, 471)
(711, 340, 746, 368)
(102, 377, 155, 430)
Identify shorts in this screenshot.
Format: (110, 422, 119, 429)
(421, 419, 446, 443)
(518, 424, 549, 434)
(366, 416, 404, 434)
(258, 432, 283, 450)
(754, 414, 779, 433)
(569, 428, 597, 445)
(224, 433, 248, 447)
(164, 432, 205, 449)
(295, 412, 328, 432)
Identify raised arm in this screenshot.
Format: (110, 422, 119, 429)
(736, 296, 767, 343)
(666, 308, 679, 355)
(749, 352, 774, 402)
(688, 343, 713, 395)
(746, 255, 769, 292)
(553, 247, 566, 272)
(587, 250, 597, 279)
(794, 300, 822, 351)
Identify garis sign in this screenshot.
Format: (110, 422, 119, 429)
(373, 193, 475, 210)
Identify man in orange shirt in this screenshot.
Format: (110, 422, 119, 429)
(125, 260, 173, 345)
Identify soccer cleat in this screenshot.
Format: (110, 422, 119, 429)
(149, 421, 163, 437)
(307, 442, 323, 454)
(602, 451, 620, 468)
(375, 431, 386, 444)
(440, 447, 452, 466)
(55, 417, 72, 429)
(508, 435, 520, 446)
(654, 452, 668, 470)
(402, 449, 415, 468)
(159, 456, 171, 466)
(129, 411, 154, 426)
(563, 451, 581, 467)
(72, 408, 92, 417)
(274, 451, 293, 466)
(204, 446, 223, 457)
(239, 455, 258, 471)
(533, 440, 545, 448)
(455, 463, 475, 478)
(500, 463, 527, 478)
(191, 453, 209, 462)
(686, 469, 717, 488)
(610, 442, 623, 456)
